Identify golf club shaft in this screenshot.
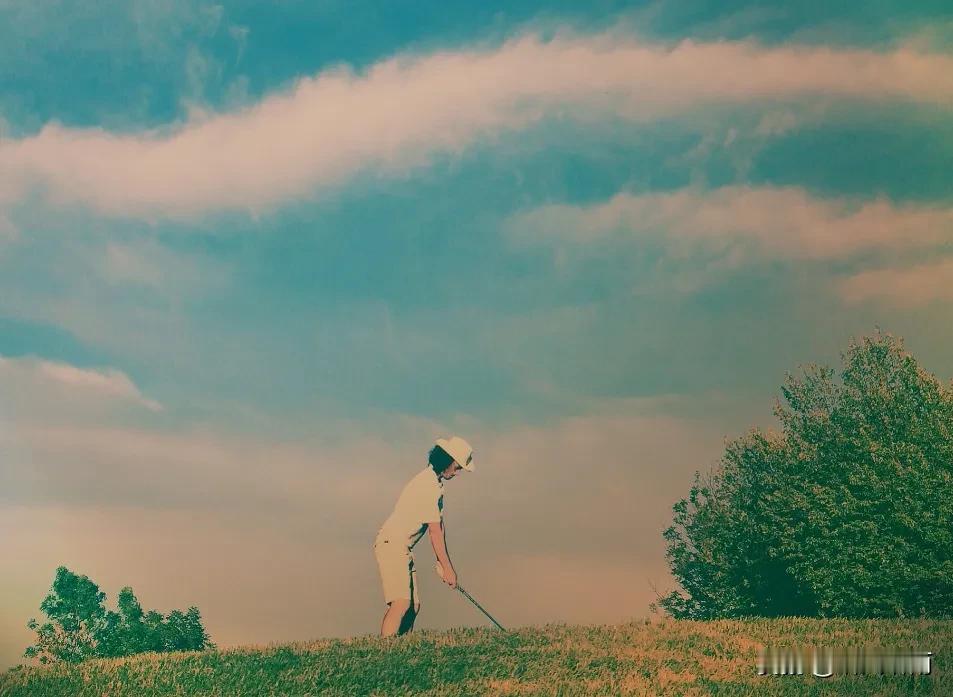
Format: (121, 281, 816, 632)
(456, 586, 505, 631)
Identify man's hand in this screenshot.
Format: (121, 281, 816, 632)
(434, 561, 458, 589)
(442, 566, 458, 589)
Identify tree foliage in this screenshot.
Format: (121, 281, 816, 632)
(657, 331, 953, 619)
(25, 566, 214, 664)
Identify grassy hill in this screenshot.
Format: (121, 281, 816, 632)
(1, 618, 949, 696)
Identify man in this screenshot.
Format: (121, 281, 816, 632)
(373, 435, 474, 637)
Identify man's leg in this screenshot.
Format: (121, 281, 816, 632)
(379, 551, 419, 637)
(395, 556, 421, 635)
(397, 599, 421, 635)
(381, 599, 410, 637)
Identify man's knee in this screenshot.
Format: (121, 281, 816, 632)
(388, 598, 411, 613)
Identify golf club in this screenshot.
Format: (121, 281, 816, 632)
(434, 562, 506, 631)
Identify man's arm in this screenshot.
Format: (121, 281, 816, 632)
(427, 519, 457, 588)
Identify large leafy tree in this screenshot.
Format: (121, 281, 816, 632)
(657, 332, 953, 619)
(25, 567, 213, 664)
(24, 567, 107, 664)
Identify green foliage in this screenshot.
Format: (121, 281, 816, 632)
(25, 566, 213, 664)
(24, 567, 107, 664)
(658, 331, 953, 619)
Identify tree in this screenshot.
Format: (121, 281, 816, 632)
(164, 607, 212, 652)
(25, 567, 214, 664)
(657, 331, 953, 619)
(24, 567, 107, 664)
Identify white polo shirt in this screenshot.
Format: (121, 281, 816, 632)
(377, 466, 444, 551)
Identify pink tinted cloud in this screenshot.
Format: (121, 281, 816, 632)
(1, 34, 952, 218)
(0, 384, 736, 670)
(508, 186, 953, 261)
(0, 354, 162, 411)
(839, 258, 953, 307)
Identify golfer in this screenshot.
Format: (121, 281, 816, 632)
(373, 436, 474, 637)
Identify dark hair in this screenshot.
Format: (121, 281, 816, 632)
(428, 445, 454, 474)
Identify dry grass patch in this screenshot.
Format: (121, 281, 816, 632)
(3, 618, 951, 696)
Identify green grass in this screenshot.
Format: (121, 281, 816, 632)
(1, 618, 949, 696)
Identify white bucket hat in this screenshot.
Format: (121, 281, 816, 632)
(434, 436, 474, 472)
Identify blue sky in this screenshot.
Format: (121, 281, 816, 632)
(2, 0, 953, 670)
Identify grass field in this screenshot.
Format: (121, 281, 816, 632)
(1, 618, 948, 696)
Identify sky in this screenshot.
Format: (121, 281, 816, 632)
(2, 0, 953, 670)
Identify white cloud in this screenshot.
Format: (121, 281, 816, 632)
(0, 354, 162, 412)
(839, 257, 953, 308)
(507, 186, 953, 263)
(2, 34, 952, 218)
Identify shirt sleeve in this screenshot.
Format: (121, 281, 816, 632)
(417, 479, 443, 524)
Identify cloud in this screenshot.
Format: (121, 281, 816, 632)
(838, 257, 953, 308)
(0, 407, 726, 668)
(0, 214, 232, 372)
(507, 185, 953, 263)
(0, 0, 247, 135)
(0, 354, 161, 412)
(0, 358, 745, 669)
(100, 239, 226, 293)
(38, 362, 158, 408)
(2, 34, 952, 218)
(103, 242, 167, 287)
(0, 213, 17, 244)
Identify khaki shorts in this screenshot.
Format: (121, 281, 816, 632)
(373, 536, 418, 607)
